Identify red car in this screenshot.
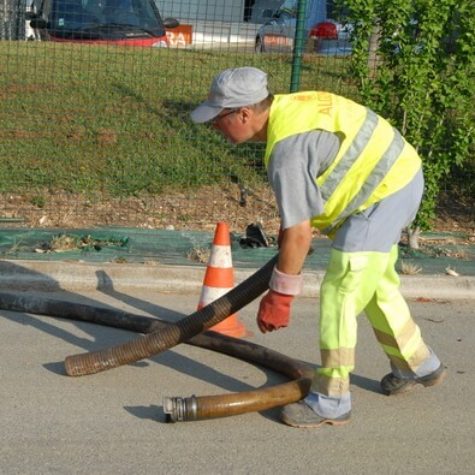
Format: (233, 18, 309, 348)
(28, 0, 179, 47)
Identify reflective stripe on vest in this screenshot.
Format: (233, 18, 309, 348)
(264, 93, 421, 232)
(323, 125, 405, 233)
(320, 108, 378, 199)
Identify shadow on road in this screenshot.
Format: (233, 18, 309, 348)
(0, 261, 382, 425)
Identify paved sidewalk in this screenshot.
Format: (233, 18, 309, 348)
(0, 288, 473, 474)
(0, 256, 473, 300)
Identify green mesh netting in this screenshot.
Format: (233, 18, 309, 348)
(0, 228, 473, 276)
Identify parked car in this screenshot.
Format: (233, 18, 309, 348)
(27, 0, 179, 47)
(255, 0, 352, 56)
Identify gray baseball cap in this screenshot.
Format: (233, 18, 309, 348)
(190, 67, 269, 123)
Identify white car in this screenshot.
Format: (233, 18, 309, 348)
(255, 0, 352, 56)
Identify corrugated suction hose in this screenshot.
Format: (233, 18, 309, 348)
(0, 287, 313, 422)
(64, 254, 278, 376)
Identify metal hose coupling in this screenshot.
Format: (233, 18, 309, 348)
(163, 396, 198, 422)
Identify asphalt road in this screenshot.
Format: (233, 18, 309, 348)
(0, 288, 473, 474)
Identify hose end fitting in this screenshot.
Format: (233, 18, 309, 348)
(163, 395, 198, 423)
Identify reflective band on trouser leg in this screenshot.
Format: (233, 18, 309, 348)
(364, 245, 431, 376)
(312, 249, 390, 398)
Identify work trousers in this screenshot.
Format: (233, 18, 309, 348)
(306, 169, 441, 418)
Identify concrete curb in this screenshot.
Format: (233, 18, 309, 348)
(0, 259, 473, 300)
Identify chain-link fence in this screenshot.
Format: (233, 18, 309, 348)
(0, 0, 473, 232)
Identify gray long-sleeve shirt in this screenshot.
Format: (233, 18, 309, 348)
(267, 129, 341, 229)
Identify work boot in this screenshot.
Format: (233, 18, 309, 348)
(380, 364, 447, 396)
(280, 400, 351, 428)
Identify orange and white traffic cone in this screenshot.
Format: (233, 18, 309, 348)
(197, 221, 249, 338)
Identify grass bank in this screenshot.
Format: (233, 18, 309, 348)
(0, 42, 353, 198)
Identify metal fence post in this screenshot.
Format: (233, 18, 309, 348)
(290, 0, 308, 93)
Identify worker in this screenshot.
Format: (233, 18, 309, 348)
(190, 67, 446, 428)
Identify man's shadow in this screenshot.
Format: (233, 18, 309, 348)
(0, 261, 381, 424)
(0, 262, 280, 410)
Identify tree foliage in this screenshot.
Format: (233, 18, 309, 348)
(338, 0, 474, 233)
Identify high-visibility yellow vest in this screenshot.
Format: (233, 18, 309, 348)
(264, 92, 421, 232)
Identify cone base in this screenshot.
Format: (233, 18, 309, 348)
(210, 315, 250, 338)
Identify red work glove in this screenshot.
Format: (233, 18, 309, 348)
(257, 290, 294, 333)
(256, 267, 303, 334)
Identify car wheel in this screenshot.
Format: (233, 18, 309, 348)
(255, 36, 265, 53)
